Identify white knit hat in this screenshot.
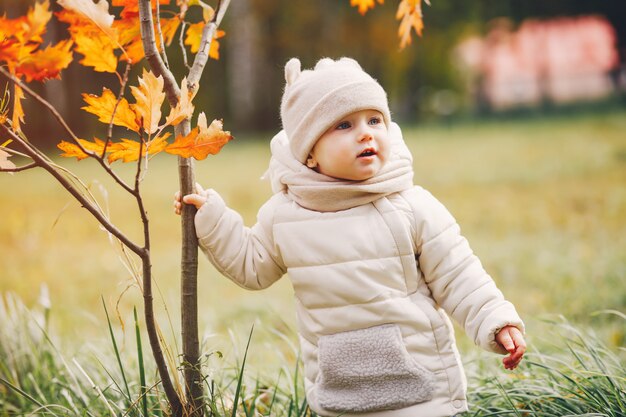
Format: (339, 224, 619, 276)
(280, 57, 391, 163)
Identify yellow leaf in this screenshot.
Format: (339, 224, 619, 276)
(57, 137, 107, 160)
(82, 88, 140, 132)
(72, 28, 118, 73)
(57, 0, 116, 37)
(107, 133, 171, 163)
(165, 77, 196, 127)
(165, 114, 232, 160)
(350, 0, 384, 15)
(185, 23, 224, 59)
(184, 22, 203, 54)
(130, 69, 165, 134)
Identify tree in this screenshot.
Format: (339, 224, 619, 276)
(0, 1, 428, 416)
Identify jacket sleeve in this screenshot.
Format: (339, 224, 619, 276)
(194, 191, 287, 290)
(409, 187, 524, 354)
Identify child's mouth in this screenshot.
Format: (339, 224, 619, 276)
(358, 148, 377, 158)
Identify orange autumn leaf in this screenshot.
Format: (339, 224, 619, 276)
(82, 88, 140, 132)
(165, 113, 232, 160)
(56, 7, 121, 69)
(16, 40, 74, 82)
(165, 77, 196, 127)
(57, 137, 107, 160)
(106, 133, 170, 163)
(350, 0, 384, 15)
(396, 0, 427, 49)
(209, 30, 224, 60)
(112, 17, 143, 63)
(130, 69, 165, 134)
(112, 0, 170, 20)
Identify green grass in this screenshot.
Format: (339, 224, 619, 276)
(1, 293, 624, 416)
(1, 109, 625, 414)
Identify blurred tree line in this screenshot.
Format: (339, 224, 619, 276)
(2, 0, 625, 145)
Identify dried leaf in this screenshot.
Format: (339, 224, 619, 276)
(350, 0, 384, 15)
(0, 148, 16, 173)
(165, 114, 232, 160)
(396, 0, 425, 49)
(82, 88, 141, 132)
(22, 0, 52, 44)
(57, 138, 107, 160)
(165, 77, 196, 127)
(130, 69, 165, 134)
(107, 133, 171, 163)
(16, 40, 74, 82)
(57, 0, 116, 37)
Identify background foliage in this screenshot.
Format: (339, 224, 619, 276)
(0, 0, 624, 142)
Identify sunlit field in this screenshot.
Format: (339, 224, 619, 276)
(1, 109, 625, 414)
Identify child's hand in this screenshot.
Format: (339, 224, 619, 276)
(174, 183, 209, 215)
(495, 325, 526, 370)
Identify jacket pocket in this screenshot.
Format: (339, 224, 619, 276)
(316, 324, 435, 413)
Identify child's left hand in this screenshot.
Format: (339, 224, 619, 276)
(495, 325, 526, 370)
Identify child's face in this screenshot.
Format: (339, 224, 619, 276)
(308, 110, 390, 181)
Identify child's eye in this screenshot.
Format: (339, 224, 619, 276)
(336, 121, 351, 130)
(369, 117, 382, 125)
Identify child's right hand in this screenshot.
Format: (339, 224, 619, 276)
(174, 182, 209, 215)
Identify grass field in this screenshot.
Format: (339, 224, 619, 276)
(1, 109, 625, 415)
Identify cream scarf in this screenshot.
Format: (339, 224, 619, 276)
(266, 122, 414, 212)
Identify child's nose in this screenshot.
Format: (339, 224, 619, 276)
(357, 124, 374, 142)
(358, 129, 374, 142)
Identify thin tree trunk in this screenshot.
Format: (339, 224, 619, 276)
(138, 1, 231, 416)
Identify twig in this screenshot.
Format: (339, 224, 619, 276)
(155, 0, 170, 69)
(179, 21, 190, 70)
(0, 162, 37, 172)
(104, 62, 132, 157)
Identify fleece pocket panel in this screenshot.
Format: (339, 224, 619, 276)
(316, 324, 435, 413)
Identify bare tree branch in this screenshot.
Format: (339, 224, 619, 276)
(0, 124, 144, 257)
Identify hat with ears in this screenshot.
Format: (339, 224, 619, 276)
(280, 57, 391, 163)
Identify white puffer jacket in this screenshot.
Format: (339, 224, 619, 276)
(194, 125, 524, 417)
